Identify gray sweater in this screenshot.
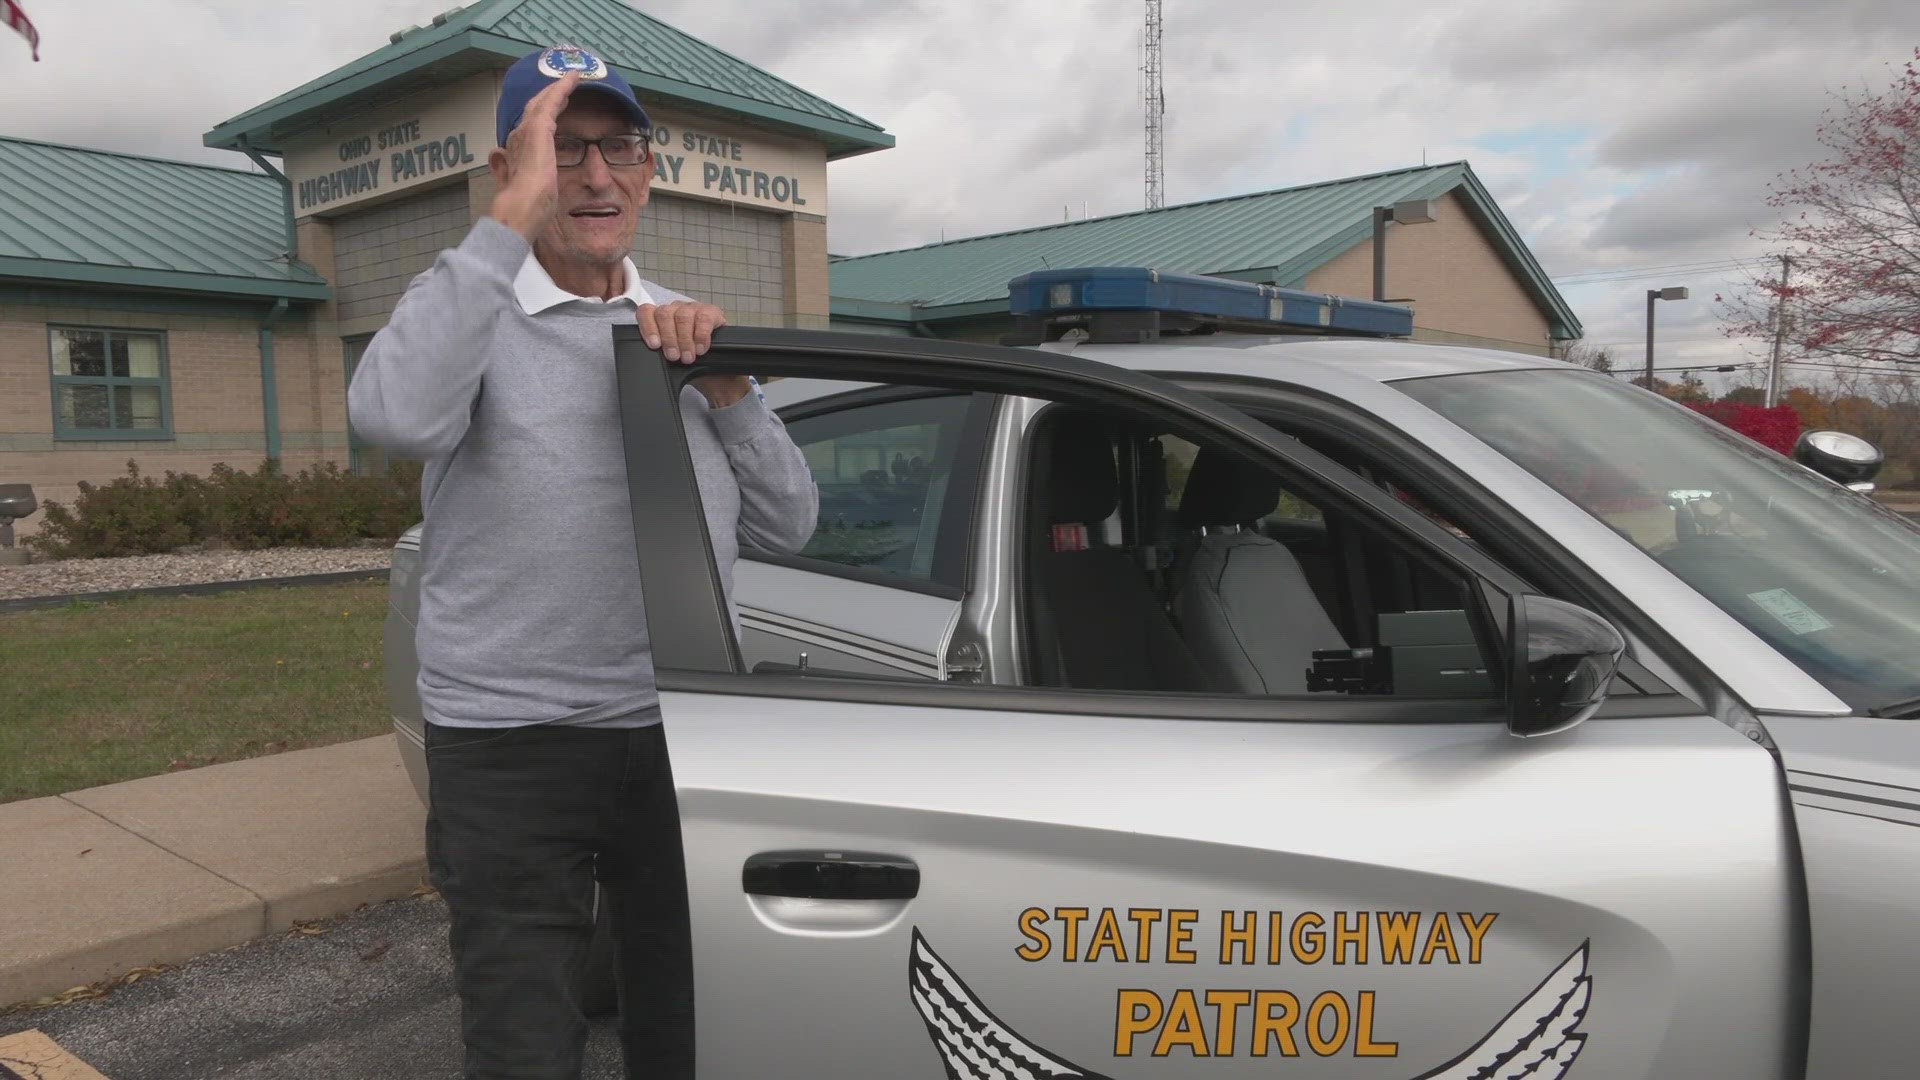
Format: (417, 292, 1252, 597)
(347, 217, 818, 729)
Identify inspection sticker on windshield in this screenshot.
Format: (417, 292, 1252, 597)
(1749, 588, 1834, 635)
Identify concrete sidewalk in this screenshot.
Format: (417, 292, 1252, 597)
(0, 736, 425, 1010)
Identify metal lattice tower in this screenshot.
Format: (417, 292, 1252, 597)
(1143, 0, 1165, 209)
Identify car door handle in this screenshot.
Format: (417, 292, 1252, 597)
(742, 851, 920, 901)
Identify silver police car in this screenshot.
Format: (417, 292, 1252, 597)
(384, 268, 1919, 1078)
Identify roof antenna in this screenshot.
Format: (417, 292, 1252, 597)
(1144, 0, 1166, 209)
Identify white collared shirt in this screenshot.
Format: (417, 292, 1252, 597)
(513, 253, 659, 315)
(507, 248, 765, 406)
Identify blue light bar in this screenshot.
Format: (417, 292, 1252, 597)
(1006, 266, 1414, 337)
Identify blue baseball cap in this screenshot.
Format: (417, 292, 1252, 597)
(496, 45, 651, 146)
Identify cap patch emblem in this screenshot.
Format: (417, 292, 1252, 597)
(538, 44, 607, 80)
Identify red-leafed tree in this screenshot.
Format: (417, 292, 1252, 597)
(1718, 47, 1920, 367)
(1684, 402, 1804, 456)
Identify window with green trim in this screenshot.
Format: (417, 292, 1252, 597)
(50, 327, 171, 439)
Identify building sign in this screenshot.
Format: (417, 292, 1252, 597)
(283, 74, 495, 216)
(283, 77, 828, 218)
(295, 122, 477, 211)
(644, 108, 828, 216)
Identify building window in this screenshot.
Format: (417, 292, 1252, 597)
(50, 327, 171, 440)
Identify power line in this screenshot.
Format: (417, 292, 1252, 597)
(1554, 254, 1767, 276)
(1595, 362, 1757, 376)
(1781, 361, 1920, 376)
(1581, 335, 1739, 347)
(1659, 362, 1758, 373)
(1551, 257, 1769, 285)
(1555, 263, 1747, 284)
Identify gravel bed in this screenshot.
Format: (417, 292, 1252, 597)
(0, 543, 392, 601)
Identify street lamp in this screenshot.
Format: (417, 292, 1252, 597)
(1643, 286, 1689, 387)
(1372, 199, 1437, 303)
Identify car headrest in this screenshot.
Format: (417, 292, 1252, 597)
(1042, 413, 1118, 525)
(1178, 446, 1280, 529)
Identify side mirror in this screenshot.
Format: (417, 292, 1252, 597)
(1505, 595, 1626, 738)
(1794, 430, 1882, 489)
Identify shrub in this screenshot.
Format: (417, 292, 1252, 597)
(1685, 402, 1803, 456)
(24, 461, 202, 559)
(25, 458, 423, 560)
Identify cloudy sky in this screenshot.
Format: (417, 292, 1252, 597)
(6, 0, 1916, 384)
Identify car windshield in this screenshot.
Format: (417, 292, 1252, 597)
(1395, 367, 1920, 717)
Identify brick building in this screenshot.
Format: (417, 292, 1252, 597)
(0, 0, 888, 539)
(0, 137, 337, 535)
(828, 162, 1582, 357)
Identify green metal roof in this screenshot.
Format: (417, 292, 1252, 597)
(829, 162, 1582, 340)
(204, 0, 892, 160)
(0, 136, 329, 302)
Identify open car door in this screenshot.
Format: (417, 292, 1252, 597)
(613, 327, 1802, 1080)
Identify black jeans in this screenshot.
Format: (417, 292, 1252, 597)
(424, 719, 693, 1080)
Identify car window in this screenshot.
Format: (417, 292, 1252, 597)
(1160, 434, 1324, 527)
(758, 383, 1504, 704)
(771, 387, 1504, 703)
(620, 348, 1522, 717)
(780, 392, 973, 582)
(1017, 411, 1495, 700)
(1397, 367, 1920, 715)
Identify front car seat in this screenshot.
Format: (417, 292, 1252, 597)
(1027, 411, 1206, 692)
(1172, 446, 1348, 693)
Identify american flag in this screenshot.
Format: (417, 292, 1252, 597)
(3, 0, 38, 61)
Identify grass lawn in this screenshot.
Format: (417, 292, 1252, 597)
(0, 580, 392, 804)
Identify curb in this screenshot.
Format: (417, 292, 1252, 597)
(0, 737, 428, 1011)
(0, 859, 430, 1014)
(0, 568, 390, 615)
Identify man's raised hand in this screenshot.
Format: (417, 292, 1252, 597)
(488, 72, 581, 241)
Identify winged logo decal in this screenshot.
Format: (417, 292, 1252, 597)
(909, 928, 1592, 1080)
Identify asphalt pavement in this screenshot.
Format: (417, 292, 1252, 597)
(0, 895, 626, 1079)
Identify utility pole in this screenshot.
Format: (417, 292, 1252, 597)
(1143, 0, 1165, 210)
(1765, 254, 1792, 408)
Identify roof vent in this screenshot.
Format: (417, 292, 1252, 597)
(389, 25, 421, 43)
(431, 5, 462, 27)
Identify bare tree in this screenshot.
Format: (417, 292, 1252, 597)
(1563, 342, 1616, 373)
(1718, 47, 1920, 367)
(1826, 365, 1920, 485)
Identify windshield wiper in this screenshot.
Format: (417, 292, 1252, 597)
(1869, 694, 1920, 719)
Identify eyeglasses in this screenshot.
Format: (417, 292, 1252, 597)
(554, 133, 653, 168)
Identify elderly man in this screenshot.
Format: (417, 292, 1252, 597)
(346, 44, 818, 1080)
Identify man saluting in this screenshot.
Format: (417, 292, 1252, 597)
(347, 43, 818, 1080)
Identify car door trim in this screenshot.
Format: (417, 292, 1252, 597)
(739, 606, 941, 678)
(615, 331, 742, 675)
(1786, 770, 1920, 828)
(738, 551, 967, 600)
(655, 668, 1698, 723)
